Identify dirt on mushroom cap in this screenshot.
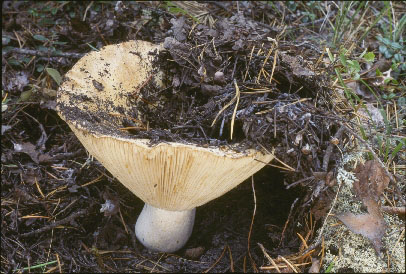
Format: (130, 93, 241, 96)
(57, 37, 331, 157)
(57, 40, 275, 211)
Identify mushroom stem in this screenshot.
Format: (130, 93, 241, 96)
(135, 203, 196, 253)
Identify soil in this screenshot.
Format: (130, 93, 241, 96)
(3, 1, 393, 272)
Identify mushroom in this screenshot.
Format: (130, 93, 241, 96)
(57, 40, 274, 253)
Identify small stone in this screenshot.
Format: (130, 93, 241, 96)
(184, 246, 205, 259)
(214, 71, 225, 84)
(301, 143, 311, 154)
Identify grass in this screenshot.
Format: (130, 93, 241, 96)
(162, 1, 200, 23)
(324, 258, 336, 273)
(323, 1, 405, 165)
(13, 260, 58, 273)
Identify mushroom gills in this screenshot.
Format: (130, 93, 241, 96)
(135, 203, 196, 253)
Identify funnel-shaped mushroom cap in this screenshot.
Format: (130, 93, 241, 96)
(57, 40, 274, 211)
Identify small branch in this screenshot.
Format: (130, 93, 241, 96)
(6, 47, 85, 59)
(322, 125, 345, 172)
(381, 206, 406, 218)
(257, 12, 335, 32)
(247, 176, 258, 272)
(278, 198, 298, 247)
(286, 176, 314, 189)
(258, 243, 281, 273)
(20, 208, 89, 237)
(300, 181, 343, 256)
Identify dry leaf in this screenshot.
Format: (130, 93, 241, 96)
(336, 160, 390, 256)
(170, 17, 189, 42)
(353, 160, 390, 203)
(355, 104, 385, 128)
(311, 189, 334, 221)
(4, 71, 29, 92)
(336, 211, 386, 255)
(346, 81, 373, 100)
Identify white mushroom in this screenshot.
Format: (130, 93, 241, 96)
(57, 40, 274, 252)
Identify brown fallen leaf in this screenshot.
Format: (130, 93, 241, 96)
(336, 160, 390, 256)
(354, 160, 390, 202)
(336, 210, 386, 255)
(353, 160, 390, 203)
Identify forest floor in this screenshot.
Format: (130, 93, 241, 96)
(2, 1, 405, 273)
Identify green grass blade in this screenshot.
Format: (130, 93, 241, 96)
(325, 259, 335, 273)
(337, 1, 368, 44)
(357, 4, 391, 44)
(391, 139, 406, 158)
(14, 260, 58, 272)
(333, 2, 352, 46)
(394, 14, 406, 42)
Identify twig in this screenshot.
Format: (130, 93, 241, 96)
(260, 262, 312, 271)
(278, 198, 298, 247)
(21, 110, 48, 149)
(286, 176, 314, 189)
(278, 255, 298, 273)
(247, 176, 258, 272)
(133, 74, 153, 95)
(269, 49, 278, 84)
(20, 208, 89, 237)
(82, 1, 94, 21)
(227, 245, 235, 272)
(322, 125, 345, 172)
(258, 243, 281, 273)
(223, 251, 248, 272)
(381, 206, 406, 218)
(300, 182, 343, 256)
(257, 13, 335, 32)
(118, 208, 129, 235)
(230, 80, 241, 140)
(211, 81, 239, 127)
(231, 57, 238, 80)
(204, 245, 227, 273)
(6, 47, 84, 59)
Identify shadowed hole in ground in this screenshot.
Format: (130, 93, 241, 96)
(187, 166, 301, 258)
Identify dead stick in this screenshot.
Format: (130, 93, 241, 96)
(381, 206, 406, 218)
(7, 47, 84, 59)
(278, 198, 298, 247)
(20, 208, 89, 237)
(300, 182, 343, 256)
(258, 243, 281, 273)
(247, 176, 258, 272)
(322, 125, 345, 172)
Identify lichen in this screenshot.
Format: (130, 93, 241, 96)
(318, 150, 405, 273)
(322, 209, 405, 273)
